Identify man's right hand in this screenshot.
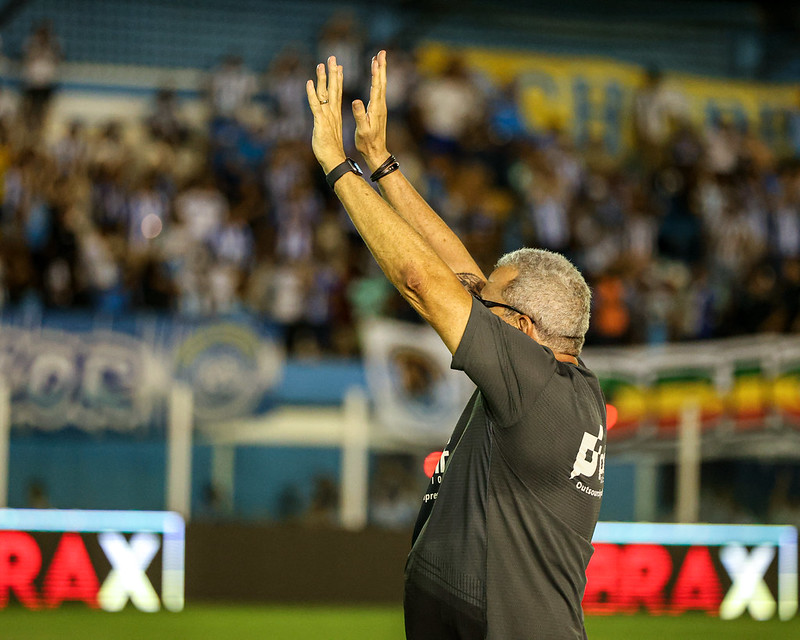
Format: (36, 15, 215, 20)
(350, 49, 487, 283)
(352, 50, 390, 173)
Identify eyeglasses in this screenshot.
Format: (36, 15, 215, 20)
(473, 293, 531, 319)
(473, 293, 582, 341)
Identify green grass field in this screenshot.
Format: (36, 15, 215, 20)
(3, 605, 800, 640)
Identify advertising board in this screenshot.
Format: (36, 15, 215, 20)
(587, 522, 798, 620)
(0, 509, 184, 612)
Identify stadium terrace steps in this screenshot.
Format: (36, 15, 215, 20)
(0, 0, 766, 79)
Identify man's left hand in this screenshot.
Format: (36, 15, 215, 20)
(306, 56, 347, 174)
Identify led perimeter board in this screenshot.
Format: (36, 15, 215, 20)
(0, 509, 184, 612)
(588, 522, 797, 620)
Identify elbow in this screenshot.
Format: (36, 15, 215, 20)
(399, 264, 430, 306)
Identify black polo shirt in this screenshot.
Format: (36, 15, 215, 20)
(406, 298, 606, 639)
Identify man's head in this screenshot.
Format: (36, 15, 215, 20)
(481, 248, 591, 357)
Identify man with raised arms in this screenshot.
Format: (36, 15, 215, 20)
(306, 51, 606, 640)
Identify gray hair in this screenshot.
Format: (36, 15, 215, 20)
(496, 248, 591, 356)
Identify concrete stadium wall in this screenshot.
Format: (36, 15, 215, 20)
(185, 522, 410, 604)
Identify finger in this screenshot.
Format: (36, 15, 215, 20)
(377, 50, 387, 106)
(306, 79, 321, 114)
(352, 99, 367, 125)
(327, 56, 340, 108)
(368, 56, 379, 113)
(315, 63, 328, 103)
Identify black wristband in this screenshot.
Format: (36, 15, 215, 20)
(369, 154, 395, 178)
(326, 158, 363, 189)
(370, 155, 400, 182)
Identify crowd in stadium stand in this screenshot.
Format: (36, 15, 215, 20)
(2, 17, 800, 357)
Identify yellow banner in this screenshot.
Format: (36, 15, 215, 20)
(417, 42, 799, 155)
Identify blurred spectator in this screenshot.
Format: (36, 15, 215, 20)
(276, 483, 304, 521)
(52, 120, 88, 175)
(383, 44, 419, 119)
(488, 80, 529, 145)
(21, 20, 61, 137)
(591, 274, 632, 345)
(370, 455, 419, 530)
(146, 87, 189, 145)
(773, 165, 800, 260)
(723, 263, 782, 335)
(304, 475, 339, 527)
(769, 467, 800, 529)
(175, 170, 226, 244)
(412, 55, 485, 155)
(91, 120, 130, 174)
(633, 67, 688, 169)
(318, 12, 365, 101)
(704, 118, 741, 175)
(209, 54, 257, 123)
(2, 37, 800, 358)
(669, 121, 704, 170)
(700, 484, 755, 524)
(788, 90, 800, 160)
(266, 46, 312, 142)
(673, 265, 716, 340)
(779, 258, 800, 332)
(197, 483, 228, 520)
(656, 173, 704, 265)
(0, 86, 17, 134)
(79, 225, 124, 310)
(26, 479, 51, 509)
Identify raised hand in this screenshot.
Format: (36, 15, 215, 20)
(352, 50, 390, 173)
(306, 56, 346, 174)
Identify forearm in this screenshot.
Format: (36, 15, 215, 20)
(364, 157, 485, 281)
(333, 170, 449, 291)
(306, 53, 471, 353)
(351, 50, 482, 281)
(332, 171, 470, 352)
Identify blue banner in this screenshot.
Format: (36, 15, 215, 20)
(0, 311, 283, 431)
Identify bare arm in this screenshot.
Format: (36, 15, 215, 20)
(307, 57, 473, 354)
(352, 51, 486, 284)
(374, 169, 486, 282)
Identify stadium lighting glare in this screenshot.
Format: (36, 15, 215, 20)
(141, 213, 163, 239)
(606, 403, 618, 429)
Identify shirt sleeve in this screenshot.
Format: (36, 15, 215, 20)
(451, 297, 557, 426)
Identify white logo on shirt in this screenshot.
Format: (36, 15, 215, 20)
(423, 448, 450, 504)
(570, 423, 605, 483)
(431, 449, 450, 483)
